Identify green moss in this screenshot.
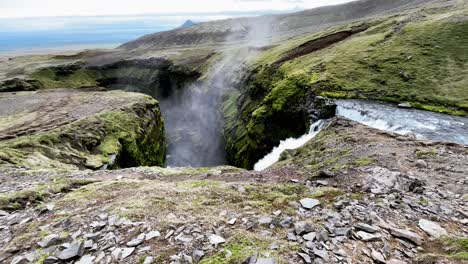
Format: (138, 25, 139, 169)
(0, 178, 97, 211)
(30, 66, 99, 89)
(200, 234, 273, 264)
(0, 98, 166, 170)
(352, 157, 374, 166)
(310, 187, 344, 202)
(441, 237, 468, 260)
(416, 149, 438, 158)
(419, 199, 429, 206)
(246, 184, 308, 212)
(186, 180, 222, 188)
(453, 252, 468, 260)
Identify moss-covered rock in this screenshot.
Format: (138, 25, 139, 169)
(0, 89, 166, 170)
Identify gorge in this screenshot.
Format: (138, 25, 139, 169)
(0, 0, 467, 263)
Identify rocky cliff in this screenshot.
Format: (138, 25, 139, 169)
(0, 88, 166, 171)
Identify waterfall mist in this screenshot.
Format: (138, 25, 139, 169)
(162, 17, 275, 167)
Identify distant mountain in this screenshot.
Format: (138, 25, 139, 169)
(121, 0, 436, 50)
(180, 20, 196, 28)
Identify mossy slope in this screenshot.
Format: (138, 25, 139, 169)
(224, 6, 468, 169)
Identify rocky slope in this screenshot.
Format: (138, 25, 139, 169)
(3, 0, 466, 170)
(0, 119, 466, 263)
(0, 88, 166, 171)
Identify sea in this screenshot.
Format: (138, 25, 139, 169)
(0, 11, 289, 54)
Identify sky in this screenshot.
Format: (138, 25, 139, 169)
(0, 0, 354, 18)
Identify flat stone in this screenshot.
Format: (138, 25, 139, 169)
(209, 234, 226, 245)
(354, 223, 379, 233)
(303, 232, 316, 241)
(257, 258, 277, 264)
(313, 248, 329, 262)
(295, 222, 314, 235)
(57, 241, 85, 260)
(279, 217, 293, 228)
(165, 229, 174, 239)
(300, 198, 321, 209)
(38, 234, 62, 248)
(143, 256, 154, 264)
(193, 250, 205, 262)
(11, 256, 28, 264)
(387, 259, 408, 264)
(258, 217, 273, 226)
(44, 257, 59, 264)
(270, 242, 280, 250)
(228, 218, 237, 225)
(335, 227, 351, 237)
(95, 252, 106, 263)
(356, 231, 382, 242)
(76, 255, 95, 264)
(121, 247, 135, 259)
(176, 235, 193, 243)
(145, 230, 161, 241)
(127, 233, 145, 247)
(0, 210, 9, 217)
(298, 253, 312, 264)
(371, 250, 386, 263)
(90, 221, 106, 229)
(391, 228, 423, 245)
(272, 210, 282, 216)
(418, 219, 447, 238)
(287, 232, 297, 241)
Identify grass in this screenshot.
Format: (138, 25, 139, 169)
(0, 178, 97, 211)
(200, 233, 276, 264)
(416, 149, 438, 158)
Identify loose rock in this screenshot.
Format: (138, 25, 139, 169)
(418, 219, 447, 238)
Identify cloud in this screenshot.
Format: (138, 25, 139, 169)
(0, 0, 355, 18)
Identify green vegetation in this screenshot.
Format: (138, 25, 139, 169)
(416, 149, 438, 158)
(0, 178, 97, 211)
(200, 234, 274, 264)
(30, 64, 99, 89)
(225, 9, 468, 168)
(352, 157, 374, 166)
(0, 99, 166, 170)
(442, 237, 468, 260)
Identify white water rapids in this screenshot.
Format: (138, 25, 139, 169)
(254, 99, 468, 171)
(254, 120, 327, 171)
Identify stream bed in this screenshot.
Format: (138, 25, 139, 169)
(254, 99, 468, 171)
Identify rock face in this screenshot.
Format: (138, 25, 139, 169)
(0, 89, 166, 170)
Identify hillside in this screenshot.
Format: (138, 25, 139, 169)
(0, 0, 467, 263)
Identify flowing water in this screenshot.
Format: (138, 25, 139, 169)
(254, 120, 328, 171)
(336, 100, 468, 145)
(254, 99, 468, 171)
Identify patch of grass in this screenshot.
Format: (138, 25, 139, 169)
(186, 180, 222, 188)
(200, 234, 274, 264)
(441, 237, 468, 260)
(351, 193, 364, 200)
(310, 187, 344, 202)
(30, 65, 99, 89)
(0, 178, 97, 211)
(416, 149, 438, 158)
(352, 157, 375, 166)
